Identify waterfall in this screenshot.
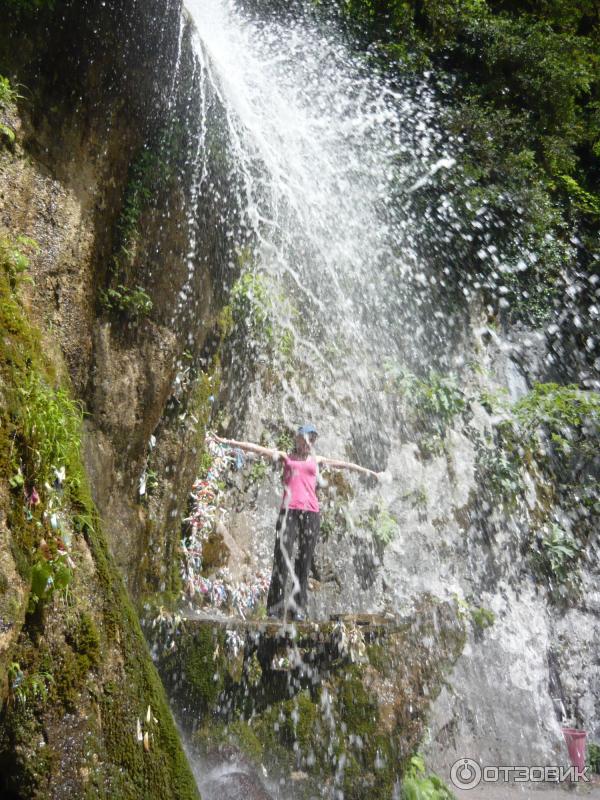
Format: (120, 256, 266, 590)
(156, 2, 590, 797)
(184, 0, 460, 437)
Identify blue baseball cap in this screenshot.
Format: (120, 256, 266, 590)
(297, 424, 318, 436)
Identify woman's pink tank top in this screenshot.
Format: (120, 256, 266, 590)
(281, 455, 319, 513)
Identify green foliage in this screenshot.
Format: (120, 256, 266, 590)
(29, 554, 72, 611)
(535, 522, 582, 587)
(279, 327, 294, 357)
(387, 365, 467, 436)
(102, 121, 188, 320)
(248, 458, 268, 483)
(363, 504, 398, 546)
(198, 449, 214, 478)
(0, 74, 21, 145)
(276, 429, 295, 452)
(0, 74, 20, 106)
(100, 284, 153, 317)
(588, 742, 600, 775)
(513, 382, 600, 457)
(111, 124, 185, 279)
(402, 754, 456, 800)
(0, 226, 199, 797)
(8, 661, 54, 706)
(0, 235, 37, 289)
(341, 0, 600, 324)
(408, 486, 428, 509)
(473, 432, 523, 505)
(558, 175, 600, 218)
(470, 605, 495, 629)
(16, 371, 84, 488)
(230, 269, 274, 345)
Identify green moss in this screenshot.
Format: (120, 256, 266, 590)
(337, 665, 378, 738)
(0, 238, 199, 798)
(227, 719, 264, 762)
(181, 626, 225, 714)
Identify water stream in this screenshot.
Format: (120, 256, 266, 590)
(158, 1, 586, 796)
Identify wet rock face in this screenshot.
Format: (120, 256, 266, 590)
(0, 1, 238, 594)
(201, 768, 273, 800)
(150, 598, 466, 799)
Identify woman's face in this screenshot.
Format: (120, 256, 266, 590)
(296, 432, 317, 454)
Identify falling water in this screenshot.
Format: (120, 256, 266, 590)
(183, 0, 461, 441)
(161, 1, 586, 797)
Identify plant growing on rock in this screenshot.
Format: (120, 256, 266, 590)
(513, 383, 600, 458)
(230, 268, 274, 347)
(100, 284, 153, 318)
(473, 430, 523, 507)
(401, 753, 456, 800)
(0, 75, 21, 145)
(531, 522, 582, 598)
(0, 234, 37, 289)
(363, 504, 398, 547)
(386, 364, 469, 445)
(16, 372, 84, 490)
(470, 606, 495, 630)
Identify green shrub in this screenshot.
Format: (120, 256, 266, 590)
(0, 75, 20, 107)
(248, 458, 268, 483)
(588, 742, 600, 775)
(29, 554, 73, 611)
(530, 522, 582, 597)
(401, 754, 456, 800)
(513, 383, 600, 457)
(0, 235, 37, 289)
(470, 606, 495, 630)
(230, 269, 274, 345)
(100, 284, 153, 317)
(473, 432, 523, 505)
(8, 661, 54, 706)
(386, 365, 467, 436)
(363, 505, 398, 546)
(276, 429, 294, 452)
(17, 371, 84, 488)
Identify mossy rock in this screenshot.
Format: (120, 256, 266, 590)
(155, 599, 466, 797)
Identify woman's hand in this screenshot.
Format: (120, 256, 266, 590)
(376, 470, 392, 484)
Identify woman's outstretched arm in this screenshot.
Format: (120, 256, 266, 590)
(317, 456, 380, 478)
(207, 432, 284, 461)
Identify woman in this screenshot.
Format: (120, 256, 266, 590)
(208, 424, 383, 620)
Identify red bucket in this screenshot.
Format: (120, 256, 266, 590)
(562, 727, 587, 772)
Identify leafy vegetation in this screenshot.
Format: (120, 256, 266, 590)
(16, 372, 84, 489)
(340, 0, 600, 325)
(230, 268, 274, 346)
(8, 661, 53, 706)
(248, 457, 268, 483)
(276, 428, 295, 452)
(470, 605, 495, 629)
(0, 235, 36, 289)
(363, 504, 399, 546)
(473, 430, 523, 505)
(588, 742, 600, 775)
(386, 364, 467, 445)
(0, 75, 19, 106)
(0, 230, 199, 795)
(100, 284, 153, 317)
(401, 754, 456, 800)
(0, 74, 21, 145)
(101, 121, 187, 318)
(512, 382, 600, 457)
(532, 522, 582, 594)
